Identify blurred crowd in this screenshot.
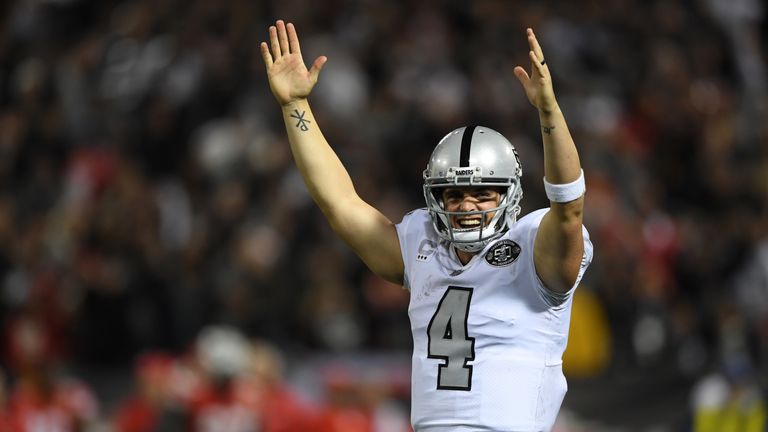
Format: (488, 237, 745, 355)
(0, 322, 412, 431)
(0, 0, 766, 430)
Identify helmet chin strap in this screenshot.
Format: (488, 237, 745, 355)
(454, 242, 485, 253)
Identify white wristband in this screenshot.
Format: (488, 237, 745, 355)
(543, 169, 585, 203)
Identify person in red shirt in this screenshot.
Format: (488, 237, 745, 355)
(186, 326, 260, 432)
(113, 352, 183, 432)
(245, 341, 316, 432)
(7, 370, 98, 432)
(6, 314, 98, 432)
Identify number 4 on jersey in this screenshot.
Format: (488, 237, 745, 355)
(427, 287, 475, 390)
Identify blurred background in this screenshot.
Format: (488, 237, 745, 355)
(0, 0, 766, 430)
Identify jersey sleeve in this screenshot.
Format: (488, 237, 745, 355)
(537, 226, 593, 308)
(518, 209, 594, 308)
(395, 209, 432, 292)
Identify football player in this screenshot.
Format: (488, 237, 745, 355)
(261, 20, 593, 432)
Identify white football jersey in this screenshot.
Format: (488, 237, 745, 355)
(396, 208, 593, 432)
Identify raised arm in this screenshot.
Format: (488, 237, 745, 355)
(260, 20, 403, 284)
(514, 28, 585, 293)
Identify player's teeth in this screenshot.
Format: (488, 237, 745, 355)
(459, 219, 480, 226)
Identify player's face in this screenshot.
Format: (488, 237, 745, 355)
(441, 187, 502, 229)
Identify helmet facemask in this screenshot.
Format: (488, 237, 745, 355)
(423, 179, 522, 253)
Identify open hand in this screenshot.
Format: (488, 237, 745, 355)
(513, 28, 558, 113)
(260, 20, 327, 106)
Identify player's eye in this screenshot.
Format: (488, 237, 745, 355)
(476, 190, 496, 199)
(443, 190, 463, 201)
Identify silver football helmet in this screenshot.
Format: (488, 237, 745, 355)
(423, 126, 523, 253)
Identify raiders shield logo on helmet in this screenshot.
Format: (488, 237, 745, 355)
(485, 239, 521, 266)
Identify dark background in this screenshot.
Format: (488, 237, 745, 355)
(0, 0, 766, 430)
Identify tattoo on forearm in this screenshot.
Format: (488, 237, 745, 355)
(290, 109, 311, 131)
(542, 125, 555, 135)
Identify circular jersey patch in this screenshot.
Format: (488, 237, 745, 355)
(485, 239, 521, 266)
